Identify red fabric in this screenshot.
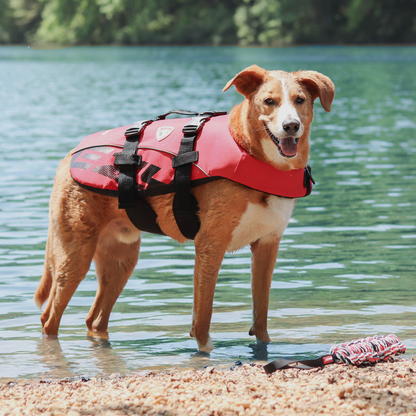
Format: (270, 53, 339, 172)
(70, 115, 312, 197)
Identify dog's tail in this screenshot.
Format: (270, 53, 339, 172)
(34, 259, 52, 309)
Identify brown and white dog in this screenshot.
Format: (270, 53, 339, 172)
(34, 65, 335, 352)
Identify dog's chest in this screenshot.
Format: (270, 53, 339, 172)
(227, 196, 296, 252)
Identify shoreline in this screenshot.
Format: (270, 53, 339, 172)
(1, 359, 415, 415)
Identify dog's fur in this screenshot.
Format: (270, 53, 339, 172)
(35, 65, 335, 352)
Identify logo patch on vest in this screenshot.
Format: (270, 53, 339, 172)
(156, 126, 174, 141)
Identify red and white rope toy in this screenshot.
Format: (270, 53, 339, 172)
(330, 334, 406, 366)
(264, 334, 406, 373)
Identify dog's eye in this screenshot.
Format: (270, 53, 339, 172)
(296, 97, 305, 104)
(264, 98, 275, 106)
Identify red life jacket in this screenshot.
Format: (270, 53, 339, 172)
(70, 112, 314, 239)
(70, 114, 313, 198)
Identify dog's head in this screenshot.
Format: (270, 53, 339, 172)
(223, 65, 335, 171)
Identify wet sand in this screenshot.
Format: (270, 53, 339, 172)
(1, 359, 415, 415)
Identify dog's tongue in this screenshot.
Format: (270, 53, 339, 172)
(279, 137, 298, 156)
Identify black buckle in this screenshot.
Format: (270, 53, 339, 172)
(125, 120, 152, 137)
(182, 112, 227, 134)
(182, 116, 210, 134)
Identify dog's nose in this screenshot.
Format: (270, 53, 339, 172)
(282, 119, 300, 135)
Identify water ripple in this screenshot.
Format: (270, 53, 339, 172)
(1, 46, 416, 380)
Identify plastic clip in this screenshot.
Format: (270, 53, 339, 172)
(182, 116, 209, 134)
(125, 120, 152, 137)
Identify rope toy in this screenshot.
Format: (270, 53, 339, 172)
(330, 334, 406, 366)
(264, 334, 406, 374)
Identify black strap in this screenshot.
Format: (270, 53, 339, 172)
(125, 200, 165, 235)
(264, 354, 338, 374)
(116, 111, 226, 239)
(115, 120, 151, 209)
(171, 116, 211, 240)
(115, 119, 165, 236)
(304, 165, 315, 196)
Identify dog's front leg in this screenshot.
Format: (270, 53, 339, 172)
(249, 233, 281, 343)
(190, 235, 227, 352)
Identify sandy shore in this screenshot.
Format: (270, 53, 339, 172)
(1, 359, 415, 415)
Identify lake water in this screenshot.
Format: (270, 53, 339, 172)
(0, 46, 416, 381)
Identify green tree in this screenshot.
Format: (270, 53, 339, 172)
(1, 0, 416, 46)
(234, 0, 349, 46)
(345, 0, 416, 44)
(234, 0, 287, 45)
(34, 0, 239, 45)
(0, 0, 16, 43)
(0, 0, 44, 44)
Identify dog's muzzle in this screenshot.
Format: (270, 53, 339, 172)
(265, 124, 299, 158)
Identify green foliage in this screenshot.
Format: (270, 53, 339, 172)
(34, 0, 240, 45)
(279, 0, 350, 44)
(234, 0, 288, 46)
(235, 0, 350, 46)
(1, 0, 415, 46)
(36, 0, 107, 44)
(344, 0, 416, 44)
(0, 0, 15, 43)
(234, 0, 416, 45)
(0, 0, 44, 44)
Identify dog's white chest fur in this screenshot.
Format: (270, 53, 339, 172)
(227, 196, 295, 252)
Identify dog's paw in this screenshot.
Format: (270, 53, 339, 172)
(256, 338, 271, 347)
(249, 326, 271, 343)
(197, 336, 214, 353)
(87, 329, 109, 340)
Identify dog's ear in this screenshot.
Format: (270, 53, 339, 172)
(296, 71, 335, 112)
(223, 65, 267, 98)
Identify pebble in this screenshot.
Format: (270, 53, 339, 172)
(0, 359, 415, 415)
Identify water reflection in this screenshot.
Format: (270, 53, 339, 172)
(86, 336, 130, 376)
(1, 46, 416, 380)
(36, 338, 74, 379)
(249, 341, 269, 362)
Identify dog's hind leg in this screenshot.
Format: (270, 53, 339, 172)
(248, 233, 280, 343)
(86, 220, 141, 334)
(40, 232, 99, 336)
(37, 155, 109, 336)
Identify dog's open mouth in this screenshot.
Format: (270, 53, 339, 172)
(265, 125, 299, 158)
